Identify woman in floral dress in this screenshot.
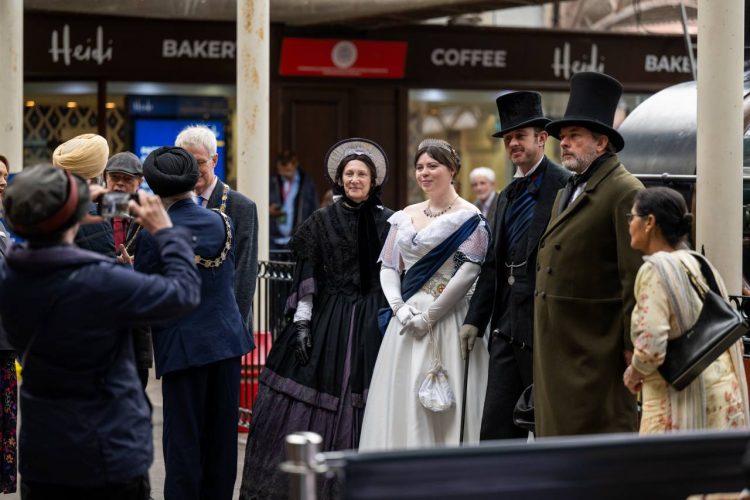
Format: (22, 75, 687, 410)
(623, 187, 749, 432)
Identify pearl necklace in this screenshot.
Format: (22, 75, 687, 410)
(423, 195, 459, 218)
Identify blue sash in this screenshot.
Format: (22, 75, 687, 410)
(377, 214, 482, 335)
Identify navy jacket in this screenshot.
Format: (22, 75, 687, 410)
(465, 157, 570, 347)
(135, 198, 254, 377)
(0, 228, 201, 485)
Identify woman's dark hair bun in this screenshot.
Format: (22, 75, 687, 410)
(680, 212, 693, 234)
(634, 187, 691, 247)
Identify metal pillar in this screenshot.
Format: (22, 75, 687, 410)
(280, 432, 327, 500)
(696, 0, 744, 293)
(237, 0, 270, 261)
(0, 0, 23, 173)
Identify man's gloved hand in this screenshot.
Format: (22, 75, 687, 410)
(459, 324, 479, 360)
(400, 312, 430, 337)
(294, 320, 312, 366)
(395, 304, 420, 325)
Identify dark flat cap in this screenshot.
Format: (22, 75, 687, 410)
(106, 151, 143, 177)
(143, 146, 199, 197)
(3, 165, 89, 238)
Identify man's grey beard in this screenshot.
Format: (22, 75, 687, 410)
(562, 148, 599, 174)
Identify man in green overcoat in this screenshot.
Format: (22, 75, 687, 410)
(534, 72, 643, 437)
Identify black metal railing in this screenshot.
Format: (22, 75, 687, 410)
(730, 295, 750, 318)
(239, 259, 295, 429)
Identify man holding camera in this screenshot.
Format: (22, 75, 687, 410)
(0, 165, 201, 499)
(135, 146, 254, 500)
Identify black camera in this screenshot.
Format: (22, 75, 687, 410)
(97, 192, 140, 219)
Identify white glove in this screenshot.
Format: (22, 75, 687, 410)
(381, 266, 406, 312)
(425, 262, 482, 325)
(401, 312, 430, 337)
(395, 304, 420, 325)
(459, 324, 479, 360)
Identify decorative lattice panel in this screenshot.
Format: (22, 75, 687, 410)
(23, 105, 128, 167)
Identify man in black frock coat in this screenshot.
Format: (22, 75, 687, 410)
(461, 91, 570, 439)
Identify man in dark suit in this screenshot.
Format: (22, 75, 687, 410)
(136, 147, 255, 499)
(469, 166, 498, 223)
(176, 125, 259, 329)
(269, 150, 318, 253)
(461, 91, 570, 440)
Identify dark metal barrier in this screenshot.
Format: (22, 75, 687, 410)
(239, 259, 295, 429)
(322, 431, 750, 500)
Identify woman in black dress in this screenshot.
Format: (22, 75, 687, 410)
(240, 138, 393, 500)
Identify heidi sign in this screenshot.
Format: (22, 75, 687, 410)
(49, 25, 113, 66)
(26, 12, 236, 82)
(26, 13, 695, 91)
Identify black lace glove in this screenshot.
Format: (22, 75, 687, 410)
(294, 320, 312, 366)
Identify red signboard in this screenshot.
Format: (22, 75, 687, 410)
(279, 38, 407, 79)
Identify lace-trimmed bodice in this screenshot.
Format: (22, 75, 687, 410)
(292, 202, 392, 296)
(379, 209, 489, 280)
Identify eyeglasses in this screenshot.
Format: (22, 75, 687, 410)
(625, 212, 643, 223)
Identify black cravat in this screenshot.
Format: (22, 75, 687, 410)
(559, 152, 614, 212)
(568, 152, 614, 188)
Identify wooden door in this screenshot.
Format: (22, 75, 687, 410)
(277, 87, 350, 203)
(273, 84, 405, 210)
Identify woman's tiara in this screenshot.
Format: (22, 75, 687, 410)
(417, 138, 460, 166)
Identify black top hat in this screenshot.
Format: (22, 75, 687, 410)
(545, 72, 625, 152)
(492, 91, 551, 138)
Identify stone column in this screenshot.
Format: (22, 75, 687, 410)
(236, 0, 270, 261)
(0, 0, 23, 173)
(696, 0, 744, 293)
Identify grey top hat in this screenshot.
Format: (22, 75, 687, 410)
(325, 138, 388, 187)
(545, 72, 625, 152)
(492, 91, 551, 138)
(105, 151, 143, 177)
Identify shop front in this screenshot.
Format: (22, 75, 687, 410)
(275, 24, 694, 206)
(24, 12, 693, 206)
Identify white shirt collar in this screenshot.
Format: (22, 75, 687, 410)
(513, 155, 545, 178)
(196, 176, 219, 205)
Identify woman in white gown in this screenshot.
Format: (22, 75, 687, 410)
(359, 138, 490, 450)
